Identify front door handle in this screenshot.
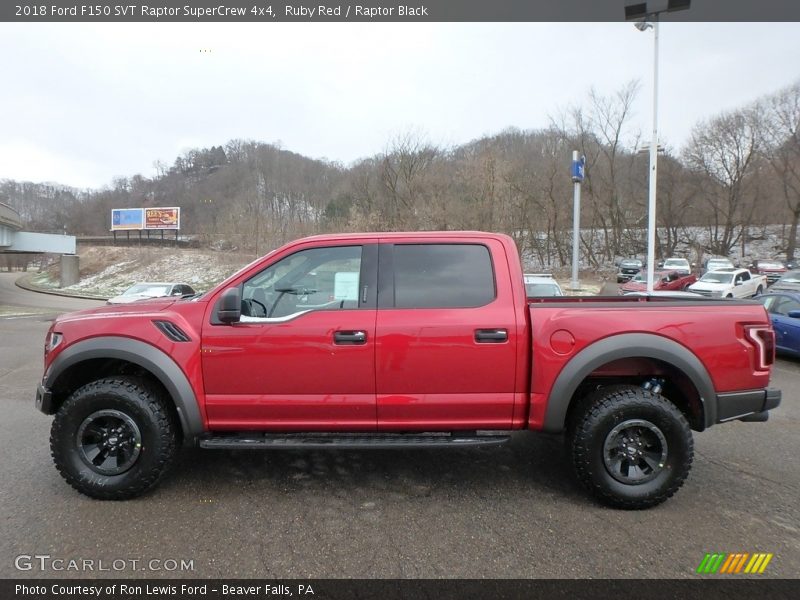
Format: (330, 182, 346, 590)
(334, 330, 367, 345)
(475, 329, 508, 343)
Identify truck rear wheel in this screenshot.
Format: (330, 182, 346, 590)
(50, 377, 177, 500)
(567, 385, 693, 509)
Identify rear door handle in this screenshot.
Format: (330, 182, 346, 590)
(334, 330, 367, 345)
(475, 329, 508, 343)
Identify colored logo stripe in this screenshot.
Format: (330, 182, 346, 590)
(697, 553, 773, 574)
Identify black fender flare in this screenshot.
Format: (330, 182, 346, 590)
(542, 332, 717, 432)
(44, 336, 204, 443)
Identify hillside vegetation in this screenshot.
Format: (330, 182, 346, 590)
(2, 79, 799, 269)
(30, 246, 248, 298)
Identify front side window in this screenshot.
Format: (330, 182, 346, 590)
(392, 244, 495, 308)
(241, 245, 362, 320)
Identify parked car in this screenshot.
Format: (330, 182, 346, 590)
(524, 273, 563, 297)
(616, 258, 643, 283)
(619, 269, 697, 294)
(37, 231, 780, 509)
(769, 269, 800, 293)
(703, 257, 735, 273)
(660, 257, 692, 276)
(107, 282, 196, 305)
(749, 259, 788, 286)
(757, 292, 800, 357)
(688, 268, 767, 299)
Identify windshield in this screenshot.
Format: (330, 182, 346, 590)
(664, 259, 687, 267)
(123, 284, 171, 296)
(707, 259, 732, 269)
(758, 261, 784, 269)
(620, 260, 642, 268)
(699, 272, 733, 284)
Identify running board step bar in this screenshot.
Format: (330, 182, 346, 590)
(199, 432, 511, 450)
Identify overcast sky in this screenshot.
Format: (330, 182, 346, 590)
(1, 22, 798, 189)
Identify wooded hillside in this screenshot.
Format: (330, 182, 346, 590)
(2, 79, 798, 266)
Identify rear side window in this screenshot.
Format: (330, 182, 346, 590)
(392, 244, 495, 308)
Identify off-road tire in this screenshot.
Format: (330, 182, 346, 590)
(567, 385, 693, 510)
(50, 377, 177, 500)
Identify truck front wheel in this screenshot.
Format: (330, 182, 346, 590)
(50, 377, 177, 500)
(567, 385, 693, 509)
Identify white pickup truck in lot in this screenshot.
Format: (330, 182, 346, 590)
(688, 267, 767, 298)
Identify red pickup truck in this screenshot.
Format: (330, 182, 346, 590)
(36, 232, 781, 509)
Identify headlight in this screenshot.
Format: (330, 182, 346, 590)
(44, 332, 63, 356)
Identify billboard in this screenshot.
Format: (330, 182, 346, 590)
(145, 207, 180, 230)
(110, 207, 180, 231)
(111, 208, 144, 231)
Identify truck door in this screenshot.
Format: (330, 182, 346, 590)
(734, 271, 751, 297)
(202, 244, 378, 430)
(374, 240, 518, 430)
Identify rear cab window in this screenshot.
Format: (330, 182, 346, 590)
(389, 243, 496, 308)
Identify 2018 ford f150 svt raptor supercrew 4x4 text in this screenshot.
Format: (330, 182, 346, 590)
(36, 232, 781, 509)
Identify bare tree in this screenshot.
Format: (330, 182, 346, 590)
(762, 80, 800, 260)
(683, 106, 763, 256)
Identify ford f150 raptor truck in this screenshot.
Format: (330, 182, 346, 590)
(36, 232, 781, 508)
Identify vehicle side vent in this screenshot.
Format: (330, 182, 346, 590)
(152, 320, 191, 343)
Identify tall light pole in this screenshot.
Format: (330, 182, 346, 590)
(570, 151, 585, 291)
(625, 0, 691, 293)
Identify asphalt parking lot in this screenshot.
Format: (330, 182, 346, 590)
(1, 273, 798, 579)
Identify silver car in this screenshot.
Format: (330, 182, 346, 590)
(107, 282, 196, 305)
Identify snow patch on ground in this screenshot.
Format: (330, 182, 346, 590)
(34, 246, 250, 299)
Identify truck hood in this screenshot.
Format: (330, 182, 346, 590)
(53, 297, 178, 324)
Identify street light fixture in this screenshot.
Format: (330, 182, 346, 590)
(625, 0, 691, 293)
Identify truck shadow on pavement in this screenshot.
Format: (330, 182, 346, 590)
(162, 431, 588, 505)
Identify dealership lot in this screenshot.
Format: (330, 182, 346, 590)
(1, 274, 798, 578)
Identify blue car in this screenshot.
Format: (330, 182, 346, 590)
(758, 292, 800, 358)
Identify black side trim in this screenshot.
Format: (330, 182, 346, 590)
(153, 320, 191, 342)
(716, 388, 781, 422)
(200, 432, 510, 450)
(43, 337, 204, 445)
(377, 242, 394, 309)
(358, 243, 378, 309)
(543, 333, 717, 433)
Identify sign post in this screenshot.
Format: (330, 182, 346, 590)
(570, 151, 585, 291)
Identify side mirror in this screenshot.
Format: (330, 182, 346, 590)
(216, 287, 241, 323)
(735, 281, 743, 286)
(788, 310, 800, 319)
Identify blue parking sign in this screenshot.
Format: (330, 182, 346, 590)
(571, 156, 585, 182)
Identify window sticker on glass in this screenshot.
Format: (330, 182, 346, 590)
(334, 272, 359, 301)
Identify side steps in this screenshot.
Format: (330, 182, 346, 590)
(199, 432, 511, 450)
